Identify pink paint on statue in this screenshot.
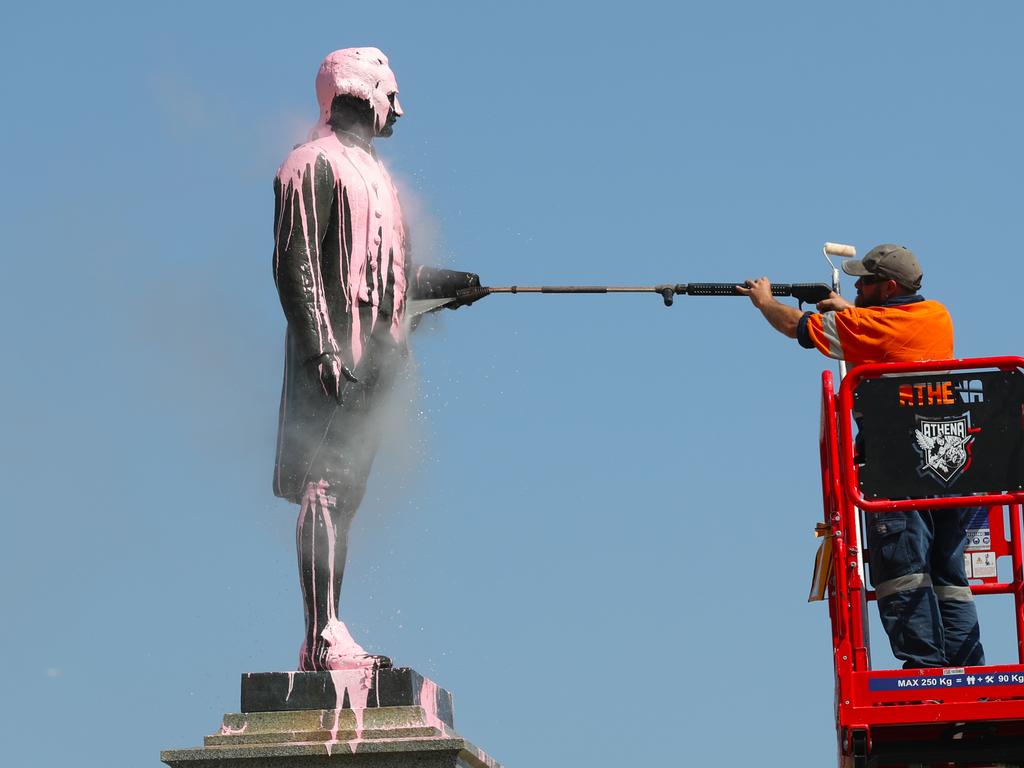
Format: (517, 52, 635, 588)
(219, 721, 248, 736)
(385, 176, 408, 339)
(273, 146, 340, 358)
(274, 130, 408, 369)
(296, 482, 319, 668)
(297, 480, 332, 670)
(296, 480, 383, 672)
(310, 48, 403, 140)
(322, 668, 373, 755)
(418, 677, 450, 736)
(319, 503, 338, 614)
(278, 46, 409, 683)
(318, 618, 379, 669)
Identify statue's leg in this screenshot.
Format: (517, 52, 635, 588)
(294, 343, 401, 671)
(296, 478, 386, 671)
(295, 479, 339, 669)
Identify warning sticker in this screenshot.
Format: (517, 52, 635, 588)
(966, 528, 991, 551)
(965, 508, 991, 552)
(870, 671, 1024, 691)
(972, 551, 997, 579)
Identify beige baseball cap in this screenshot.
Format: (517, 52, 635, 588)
(841, 244, 922, 291)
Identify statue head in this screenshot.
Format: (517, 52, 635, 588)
(312, 47, 403, 140)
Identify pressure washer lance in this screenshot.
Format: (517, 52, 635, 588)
(455, 281, 834, 308)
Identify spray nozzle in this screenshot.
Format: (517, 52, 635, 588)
(453, 286, 492, 306)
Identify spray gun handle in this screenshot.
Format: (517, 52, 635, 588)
(654, 284, 690, 306)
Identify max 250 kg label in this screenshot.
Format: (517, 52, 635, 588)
(870, 673, 1024, 691)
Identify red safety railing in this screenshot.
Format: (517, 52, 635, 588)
(837, 357, 1024, 513)
(821, 357, 1024, 766)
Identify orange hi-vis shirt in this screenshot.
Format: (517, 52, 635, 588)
(797, 295, 953, 369)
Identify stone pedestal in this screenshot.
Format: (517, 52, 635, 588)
(161, 668, 501, 768)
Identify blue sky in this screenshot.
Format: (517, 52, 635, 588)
(4, 2, 1024, 766)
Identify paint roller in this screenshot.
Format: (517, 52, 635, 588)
(821, 241, 856, 381)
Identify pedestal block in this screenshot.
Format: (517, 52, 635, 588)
(161, 668, 501, 768)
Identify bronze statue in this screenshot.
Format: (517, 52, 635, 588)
(272, 48, 478, 671)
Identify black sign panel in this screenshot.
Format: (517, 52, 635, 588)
(856, 370, 1024, 499)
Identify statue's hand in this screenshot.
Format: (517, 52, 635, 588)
(411, 267, 481, 304)
(313, 353, 358, 404)
(445, 271, 483, 309)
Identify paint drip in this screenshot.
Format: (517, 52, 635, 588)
(274, 131, 408, 371)
(311, 48, 402, 139)
(317, 618, 381, 670)
(322, 668, 374, 755)
(219, 721, 248, 736)
(419, 677, 450, 736)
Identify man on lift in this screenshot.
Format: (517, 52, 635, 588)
(738, 244, 985, 669)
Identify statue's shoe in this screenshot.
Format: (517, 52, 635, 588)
(298, 619, 393, 671)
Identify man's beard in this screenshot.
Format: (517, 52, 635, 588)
(855, 293, 881, 308)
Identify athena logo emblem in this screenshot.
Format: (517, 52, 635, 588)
(914, 414, 977, 486)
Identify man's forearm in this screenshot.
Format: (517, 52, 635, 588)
(757, 298, 803, 339)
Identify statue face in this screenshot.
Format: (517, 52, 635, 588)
(377, 94, 402, 138)
(315, 48, 403, 137)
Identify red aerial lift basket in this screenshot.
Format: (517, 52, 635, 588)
(820, 356, 1024, 768)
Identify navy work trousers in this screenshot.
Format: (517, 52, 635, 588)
(866, 507, 986, 669)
